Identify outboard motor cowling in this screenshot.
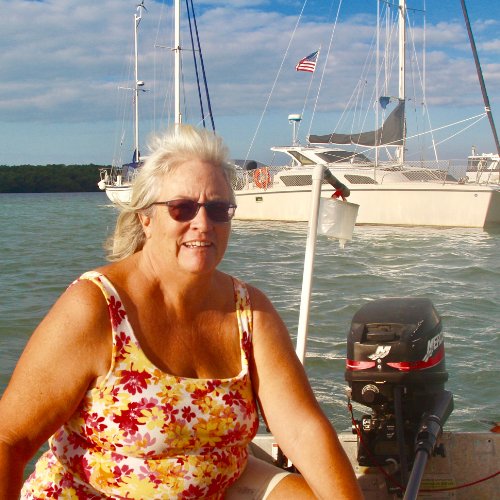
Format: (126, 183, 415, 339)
(345, 298, 453, 497)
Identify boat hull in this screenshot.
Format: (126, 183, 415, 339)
(103, 186, 133, 204)
(235, 184, 500, 228)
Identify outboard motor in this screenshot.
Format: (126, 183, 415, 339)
(345, 298, 453, 498)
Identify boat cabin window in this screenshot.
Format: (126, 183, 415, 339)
(402, 170, 457, 182)
(344, 174, 378, 184)
(280, 174, 337, 187)
(318, 151, 371, 164)
(281, 174, 314, 186)
(287, 151, 316, 165)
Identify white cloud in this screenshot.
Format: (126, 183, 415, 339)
(0, 0, 498, 164)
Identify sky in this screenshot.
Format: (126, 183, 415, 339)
(1, 0, 499, 166)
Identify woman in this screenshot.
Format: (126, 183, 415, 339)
(0, 125, 362, 499)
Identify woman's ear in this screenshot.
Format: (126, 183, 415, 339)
(139, 212, 153, 239)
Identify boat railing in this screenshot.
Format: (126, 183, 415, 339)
(232, 159, 469, 191)
(466, 155, 500, 184)
(233, 164, 317, 191)
(374, 159, 467, 184)
(99, 162, 142, 187)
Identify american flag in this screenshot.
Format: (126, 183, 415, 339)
(295, 51, 319, 73)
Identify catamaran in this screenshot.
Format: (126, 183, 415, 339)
(232, 0, 500, 228)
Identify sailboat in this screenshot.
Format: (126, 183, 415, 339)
(233, 0, 500, 228)
(98, 0, 214, 204)
(98, 3, 146, 204)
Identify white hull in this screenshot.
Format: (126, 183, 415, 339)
(233, 151, 500, 228)
(235, 183, 500, 228)
(251, 432, 500, 499)
(102, 185, 133, 204)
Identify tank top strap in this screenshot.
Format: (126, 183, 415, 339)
(74, 270, 116, 302)
(232, 277, 253, 369)
(72, 271, 138, 374)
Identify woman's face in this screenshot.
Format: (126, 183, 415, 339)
(141, 159, 233, 276)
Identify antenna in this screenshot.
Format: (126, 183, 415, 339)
(288, 114, 302, 146)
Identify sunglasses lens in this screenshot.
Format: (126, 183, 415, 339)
(167, 200, 198, 222)
(205, 202, 235, 223)
(159, 200, 236, 222)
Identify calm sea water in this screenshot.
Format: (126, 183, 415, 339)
(1, 193, 499, 451)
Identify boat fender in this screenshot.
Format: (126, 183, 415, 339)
(254, 167, 271, 189)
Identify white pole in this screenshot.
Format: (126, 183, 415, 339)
(398, 0, 406, 163)
(174, 0, 181, 127)
(296, 164, 325, 364)
(134, 10, 140, 161)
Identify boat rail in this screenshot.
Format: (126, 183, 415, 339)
(233, 159, 468, 191)
(99, 163, 141, 187)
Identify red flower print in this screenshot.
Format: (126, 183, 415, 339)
(120, 369, 151, 395)
(181, 405, 196, 422)
(46, 485, 63, 498)
(191, 387, 210, 400)
(66, 454, 91, 482)
(113, 406, 140, 436)
(84, 412, 106, 433)
(242, 331, 252, 355)
(108, 296, 126, 329)
(206, 380, 222, 392)
(113, 463, 134, 480)
(161, 402, 179, 422)
(115, 330, 131, 358)
(222, 390, 244, 407)
(181, 484, 206, 499)
(206, 473, 230, 496)
(112, 399, 155, 436)
(243, 400, 258, 418)
(67, 432, 87, 451)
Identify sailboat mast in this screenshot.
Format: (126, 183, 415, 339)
(460, 0, 500, 155)
(133, 6, 142, 162)
(174, 0, 181, 127)
(398, 0, 406, 163)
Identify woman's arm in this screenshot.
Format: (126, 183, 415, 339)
(0, 280, 112, 498)
(248, 285, 363, 499)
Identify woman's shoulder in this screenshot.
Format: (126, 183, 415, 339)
(58, 271, 113, 324)
(224, 276, 277, 319)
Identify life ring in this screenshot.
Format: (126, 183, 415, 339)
(253, 167, 271, 189)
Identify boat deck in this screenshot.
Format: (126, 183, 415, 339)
(251, 432, 499, 499)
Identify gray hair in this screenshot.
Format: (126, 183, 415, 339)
(105, 125, 236, 261)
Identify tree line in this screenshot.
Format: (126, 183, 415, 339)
(0, 164, 109, 193)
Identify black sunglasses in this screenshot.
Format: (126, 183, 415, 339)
(151, 199, 237, 223)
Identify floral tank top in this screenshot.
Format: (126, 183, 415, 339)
(21, 271, 259, 499)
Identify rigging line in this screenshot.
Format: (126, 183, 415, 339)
(189, 0, 216, 132)
(382, 113, 486, 151)
(430, 115, 486, 148)
(420, 0, 439, 161)
(460, 0, 500, 155)
(298, 47, 321, 141)
(405, 5, 438, 161)
(152, 0, 167, 136)
(353, 1, 395, 142)
(319, 112, 486, 161)
(244, 0, 310, 164)
(306, 0, 343, 140)
(349, 3, 389, 147)
(185, 0, 206, 128)
(310, 0, 378, 143)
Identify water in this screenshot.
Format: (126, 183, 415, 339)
(1, 193, 499, 458)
